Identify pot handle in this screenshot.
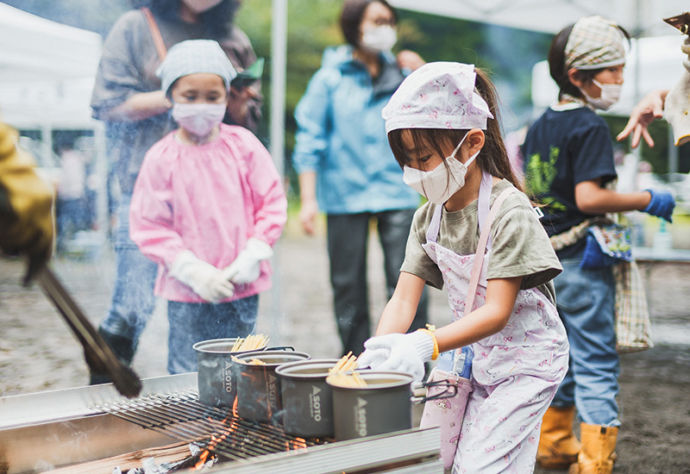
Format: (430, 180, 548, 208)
(410, 380, 458, 404)
(264, 345, 295, 351)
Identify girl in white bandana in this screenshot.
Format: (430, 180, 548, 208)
(358, 62, 569, 473)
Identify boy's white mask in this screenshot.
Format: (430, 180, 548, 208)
(402, 134, 479, 205)
(582, 79, 622, 110)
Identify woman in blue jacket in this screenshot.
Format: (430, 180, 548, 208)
(292, 0, 427, 356)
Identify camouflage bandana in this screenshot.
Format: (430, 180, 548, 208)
(565, 16, 628, 70)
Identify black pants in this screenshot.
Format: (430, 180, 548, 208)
(327, 209, 429, 356)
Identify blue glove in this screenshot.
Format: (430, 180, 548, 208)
(643, 189, 675, 223)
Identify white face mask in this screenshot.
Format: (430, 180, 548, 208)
(172, 103, 226, 138)
(582, 79, 622, 110)
(181, 0, 223, 14)
(402, 135, 479, 205)
(361, 25, 397, 53)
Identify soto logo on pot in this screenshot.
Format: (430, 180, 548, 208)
(355, 397, 368, 437)
(309, 385, 322, 421)
(267, 373, 279, 408)
(223, 360, 233, 393)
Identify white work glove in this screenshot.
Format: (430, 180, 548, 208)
(665, 38, 690, 146)
(358, 331, 435, 382)
(222, 238, 273, 285)
(169, 250, 235, 303)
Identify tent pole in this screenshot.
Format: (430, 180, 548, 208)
(268, 0, 288, 343)
(93, 122, 108, 243)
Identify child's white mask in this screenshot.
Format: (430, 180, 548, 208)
(582, 79, 622, 110)
(172, 103, 226, 137)
(402, 134, 478, 205)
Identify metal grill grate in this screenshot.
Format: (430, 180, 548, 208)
(98, 390, 328, 462)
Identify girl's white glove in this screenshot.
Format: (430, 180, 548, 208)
(170, 250, 235, 303)
(223, 238, 273, 284)
(357, 331, 434, 382)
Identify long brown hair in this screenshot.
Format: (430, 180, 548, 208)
(387, 67, 523, 192)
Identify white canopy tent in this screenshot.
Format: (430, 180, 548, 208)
(0, 3, 108, 237)
(388, 0, 687, 36)
(0, 3, 101, 129)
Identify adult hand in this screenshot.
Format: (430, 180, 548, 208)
(102, 90, 172, 122)
(643, 189, 675, 223)
(616, 90, 667, 148)
(359, 331, 434, 382)
(299, 198, 319, 235)
(169, 251, 234, 303)
(0, 123, 54, 284)
(222, 238, 273, 284)
(226, 86, 257, 126)
(396, 50, 425, 72)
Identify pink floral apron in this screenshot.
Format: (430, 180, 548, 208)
(422, 173, 569, 473)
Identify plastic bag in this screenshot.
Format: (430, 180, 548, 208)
(580, 224, 632, 269)
(419, 348, 473, 469)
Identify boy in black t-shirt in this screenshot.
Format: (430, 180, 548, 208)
(522, 16, 674, 474)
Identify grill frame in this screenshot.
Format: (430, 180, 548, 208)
(98, 389, 327, 462)
(0, 373, 441, 473)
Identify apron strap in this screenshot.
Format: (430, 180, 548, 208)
(464, 187, 514, 316)
(477, 171, 492, 238)
(426, 204, 443, 243)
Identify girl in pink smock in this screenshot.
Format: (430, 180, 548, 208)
(357, 62, 569, 473)
(129, 40, 287, 374)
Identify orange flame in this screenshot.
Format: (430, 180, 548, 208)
(284, 436, 308, 451)
(193, 411, 238, 469)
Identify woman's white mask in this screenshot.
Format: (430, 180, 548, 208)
(181, 0, 223, 14)
(402, 134, 479, 205)
(582, 79, 622, 110)
(361, 25, 397, 53)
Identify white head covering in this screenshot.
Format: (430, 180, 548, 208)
(382, 62, 494, 134)
(156, 39, 238, 96)
(565, 16, 628, 70)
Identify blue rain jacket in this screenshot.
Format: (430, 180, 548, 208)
(292, 46, 420, 214)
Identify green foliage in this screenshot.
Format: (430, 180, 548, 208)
(525, 148, 558, 195)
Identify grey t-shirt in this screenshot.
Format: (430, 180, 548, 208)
(401, 179, 562, 303)
(90, 9, 261, 194)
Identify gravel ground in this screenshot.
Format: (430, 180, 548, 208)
(1, 228, 689, 472)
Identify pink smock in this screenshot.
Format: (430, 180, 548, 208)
(130, 124, 287, 303)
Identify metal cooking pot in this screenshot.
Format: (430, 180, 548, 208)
(327, 371, 456, 441)
(234, 350, 311, 424)
(193, 338, 272, 407)
(275, 359, 340, 438)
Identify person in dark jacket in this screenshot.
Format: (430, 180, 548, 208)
(90, 0, 262, 382)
